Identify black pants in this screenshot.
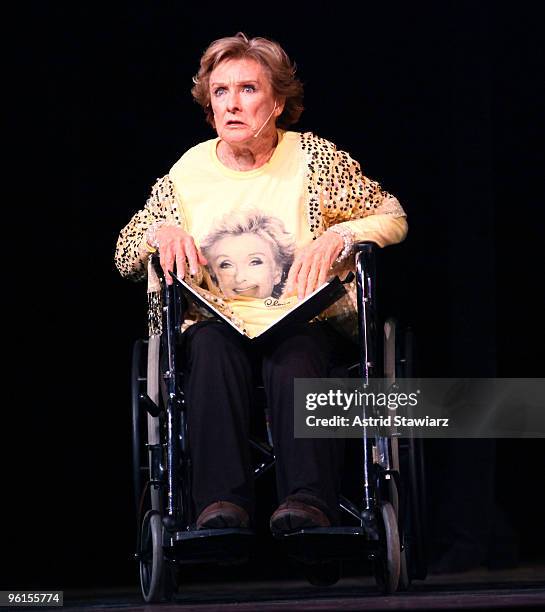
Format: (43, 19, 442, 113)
(181, 320, 354, 523)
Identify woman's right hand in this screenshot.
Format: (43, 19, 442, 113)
(154, 225, 207, 285)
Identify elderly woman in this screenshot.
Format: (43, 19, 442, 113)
(115, 33, 407, 533)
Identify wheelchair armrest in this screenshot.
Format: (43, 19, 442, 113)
(150, 252, 164, 281)
(148, 252, 188, 345)
(353, 242, 378, 380)
(353, 241, 377, 293)
(353, 242, 377, 281)
(354, 241, 378, 254)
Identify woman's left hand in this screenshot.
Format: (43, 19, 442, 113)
(284, 231, 344, 299)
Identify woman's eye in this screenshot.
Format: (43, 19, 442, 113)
(242, 85, 256, 93)
(213, 87, 226, 97)
(249, 258, 264, 266)
(219, 260, 233, 269)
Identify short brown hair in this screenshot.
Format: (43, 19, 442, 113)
(191, 32, 304, 129)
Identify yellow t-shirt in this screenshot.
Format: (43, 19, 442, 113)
(169, 130, 310, 337)
(168, 130, 407, 337)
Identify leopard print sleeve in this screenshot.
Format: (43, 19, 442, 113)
(323, 148, 407, 250)
(114, 174, 185, 281)
(300, 132, 405, 237)
(300, 133, 406, 338)
(324, 147, 405, 223)
(358, 173, 406, 218)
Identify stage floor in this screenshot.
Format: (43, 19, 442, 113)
(62, 565, 545, 611)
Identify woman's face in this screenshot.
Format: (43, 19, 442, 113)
(209, 57, 281, 146)
(207, 233, 282, 299)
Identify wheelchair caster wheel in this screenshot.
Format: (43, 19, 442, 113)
(139, 510, 175, 602)
(374, 501, 401, 594)
(304, 561, 341, 587)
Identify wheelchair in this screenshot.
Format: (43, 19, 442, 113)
(130, 242, 428, 602)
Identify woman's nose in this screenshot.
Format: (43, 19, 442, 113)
(234, 268, 246, 283)
(226, 91, 241, 112)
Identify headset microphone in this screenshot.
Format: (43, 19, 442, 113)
(252, 101, 277, 138)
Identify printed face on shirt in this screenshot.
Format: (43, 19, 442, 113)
(206, 233, 283, 299)
(209, 58, 283, 146)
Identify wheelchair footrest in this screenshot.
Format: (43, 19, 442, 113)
(274, 526, 376, 563)
(165, 528, 255, 565)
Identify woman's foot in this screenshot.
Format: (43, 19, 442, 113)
(270, 496, 330, 534)
(196, 501, 250, 529)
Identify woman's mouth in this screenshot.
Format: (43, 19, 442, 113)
(233, 285, 257, 294)
(226, 120, 245, 127)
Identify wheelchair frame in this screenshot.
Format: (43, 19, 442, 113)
(131, 242, 427, 601)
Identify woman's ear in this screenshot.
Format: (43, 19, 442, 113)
(274, 98, 286, 117)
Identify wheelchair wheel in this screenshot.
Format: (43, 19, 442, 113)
(303, 561, 341, 587)
(386, 475, 410, 591)
(386, 322, 427, 587)
(139, 510, 174, 602)
(374, 501, 401, 594)
(398, 436, 428, 583)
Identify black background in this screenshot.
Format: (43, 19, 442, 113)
(8, 0, 544, 590)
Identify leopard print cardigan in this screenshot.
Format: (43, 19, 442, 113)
(114, 132, 406, 338)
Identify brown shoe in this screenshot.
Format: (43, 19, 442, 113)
(196, 501, 250, 529)
(270, 499, 330, 534)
